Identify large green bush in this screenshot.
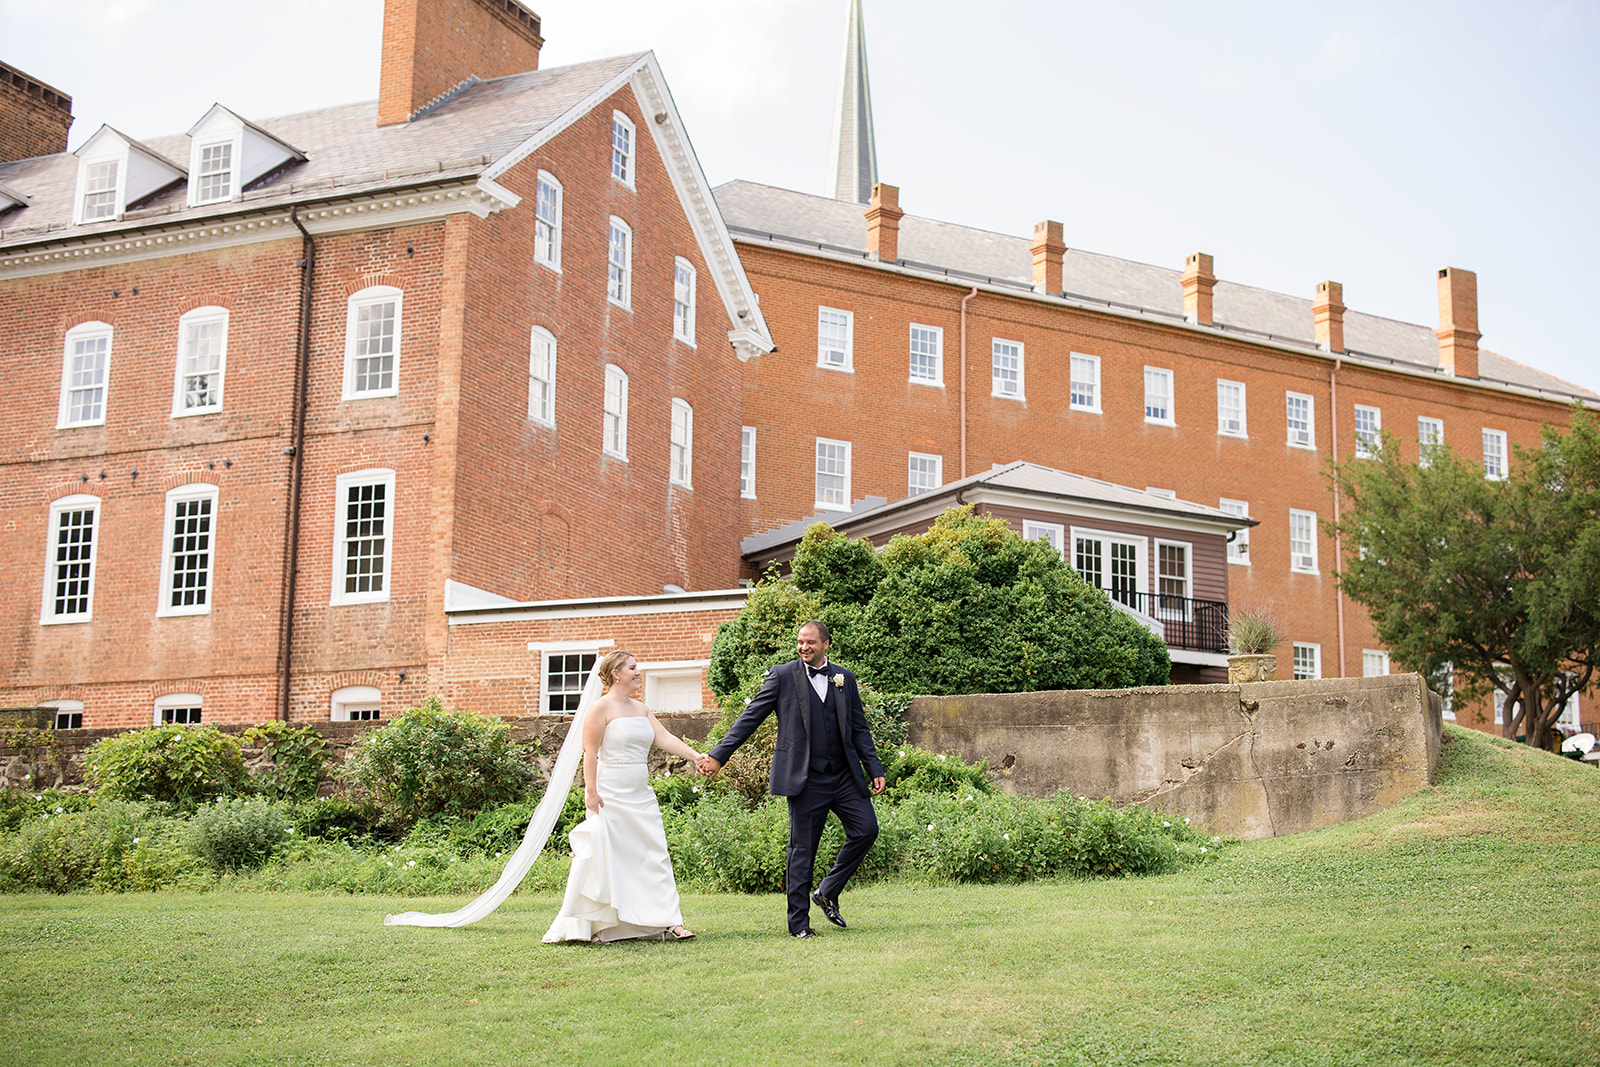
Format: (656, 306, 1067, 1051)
(708, 508, 1171, 704)
(189, 797, 291, 871)
(340, 696, 533, 827)
(84, 724, 250, 810)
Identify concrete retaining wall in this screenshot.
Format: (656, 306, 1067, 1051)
(908, 674, 1442, 839)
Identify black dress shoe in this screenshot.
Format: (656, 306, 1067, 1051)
(792, 928, 818, 939)
(812, 891, 846, 928)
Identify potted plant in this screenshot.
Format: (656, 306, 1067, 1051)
(1226, 608, 1284, 684)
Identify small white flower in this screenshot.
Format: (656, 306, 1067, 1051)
(495, 851, 503, 858)
(1199, 847, 1208, 854)
(966, 794, 974, 802)
(54, 807, 64, 814)
(1002, 833, 1010, 841)
(285, 828, 295, 834)
(1212, 836, 1221, 843)
(926, 824, 935, 832)
(385, 861, 393, 867)
(449, 857, 457, 864)
(937, 754, 947, 761)
(898, 750, 906, 758)
(1183, 817, 1191, 825)
(832, 674, 844, 689)
(691, 786, 700, 793)
(406, 860, 416, 868)
(131, 838, 140, 845)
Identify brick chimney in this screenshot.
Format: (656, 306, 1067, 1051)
(1313, 280, 1345, 353)
(1435, 267, 1480, 379)
(1030, 220, 1065, 295)
(379, 0, 544, 127)
(864, 182, 903, 262)
(1181, 252, 1216, 326)
(0, 61, 72, 163)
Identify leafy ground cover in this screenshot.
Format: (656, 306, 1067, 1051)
(1, 726, 1595, 1066)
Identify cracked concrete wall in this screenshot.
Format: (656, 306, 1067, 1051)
(906, 674, 1442, 839)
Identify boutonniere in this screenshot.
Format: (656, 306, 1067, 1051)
(832, 673, 845, 689)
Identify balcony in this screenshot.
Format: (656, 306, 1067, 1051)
(1104, 591, 1229, 654)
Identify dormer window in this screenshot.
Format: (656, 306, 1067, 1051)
(72, 125, 185, 226)
(195, 141, 233, 202)
(185, 105, 305, 208)
(82, 161, 119, 220)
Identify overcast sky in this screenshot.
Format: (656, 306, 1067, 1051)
(7, 0, 1597, 394)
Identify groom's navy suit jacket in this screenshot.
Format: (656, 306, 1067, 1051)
(710, 659, 885, 798)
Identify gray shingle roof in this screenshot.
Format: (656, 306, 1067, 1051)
(714, 180, 1597, 403)
(0, 54, 646, 246)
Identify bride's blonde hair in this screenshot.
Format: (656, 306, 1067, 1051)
(597, 649, 635, 688)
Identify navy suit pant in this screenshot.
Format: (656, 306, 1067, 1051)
(785, 767, 879, 934)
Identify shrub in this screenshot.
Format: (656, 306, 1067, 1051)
(0, 788, 92, 833)
(0, 800, 205, 892)
(339, 696, 534, 828)
(410, 785, 587, 857)
(242, 722, 329, 802)
(880, 746, 996, 803)
(663, 792, 792, 893)
(85, 725, 250, 810)
(287, 796, 383, 843)
(190, 797, 292, 871)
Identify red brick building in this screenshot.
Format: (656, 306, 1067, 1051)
(0, 0, 771, 729)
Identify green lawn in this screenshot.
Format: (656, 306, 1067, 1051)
(2, 727, 1596, 1066)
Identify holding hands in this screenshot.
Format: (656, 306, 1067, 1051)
(696, 754, 722, 777)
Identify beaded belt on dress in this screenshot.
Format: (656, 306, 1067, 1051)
(602, 758, 648, 765)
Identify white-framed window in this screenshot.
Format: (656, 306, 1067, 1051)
(1292, 643, 1321, 680)
(908, 324, 942, 385)
(908, 452, 942, 496)
(1362, 650, 1390, 677)
(815, 437, 851, 511)
(534, 170, 562, 270)
(603, 365, 628, 459)
(1072, 527, 1146, 609)
(740, 426, 757, 499)
(194, 140, 234, 203)
(1418, 416, 1444, 467)
(80, 159, 119, 221)
(342, 286, 401, 399)
(818, 307, 853, 371)
(528, 326, 556, 427)
(670, 399, 693, 488)
(1023, 520, 1066, 556)
(1217, 379, 1246, 437)
(331, 685, 382, 722)
(530, 640, 615, 714)
(58, 321, 112, 428)
(41, 494, 100, 624)
(673, 258, 696, 345)
(1070, 353, 1100, 413)
(1286, 391, 1315, 449)
(610, 111, 635, 187)
(607, 218, 632, 309)
(1354, 404, 1382, 458)
(158, 483, 218, 617)
(1144, 367, 1174, 424)
(153, 693, 203, 726)
(42, 699, 84, 730)
(992, 339, 1024, 399)
(1156, 539, 1192, 620)
(1289, 508, 1319, 574)
(331, 469, 395, 606)
(1219, 498, 1250, 565)
(1483, 428, 1508, 480)
(172, 306, 228, 416)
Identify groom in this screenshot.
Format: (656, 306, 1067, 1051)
(699, 620, 886, 938)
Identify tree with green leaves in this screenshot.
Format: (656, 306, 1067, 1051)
(1330, 406, 1599, 750)
(709, 507, 1170, 703)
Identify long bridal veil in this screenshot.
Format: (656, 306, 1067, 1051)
(384, 666, 602, 928)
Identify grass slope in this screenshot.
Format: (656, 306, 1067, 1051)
(1, 726, 1595, 1066)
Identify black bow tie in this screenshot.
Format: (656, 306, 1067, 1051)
(808, 665, 829, 677)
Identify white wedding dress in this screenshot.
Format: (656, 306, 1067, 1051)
(543, 715, 684, 942)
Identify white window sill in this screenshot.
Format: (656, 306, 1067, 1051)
(343, 389, 399, 401)
(1070, 404, 1102, 414)
(156, 605, 212, 618)
(1287, 440, 1317, 451)
(1290, 567, 1319, 576)
(1145, 417, 1176, 427)
(909, 377, 944, 388)
(670, 479, 692, 490)
(992, 390, 1025, 401)
(817, 361, 854, 373)
(602, 452, 628, 463)
(741, 491, 757, 500)
(1228, 558, 1251, 567)
(529, 416, 555, 430)
(1218, 430, 1248, 439)
(535, 258, 561, 274)
(40, 614, 92, 626)
(57, 419, 106, 430)
(814, 501, 851, 513)
(607, 298, 631, 312)
(331, 593, 391, 607)
(172, 406, 222, 419)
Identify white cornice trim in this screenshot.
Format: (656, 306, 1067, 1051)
(451, 588, 750, 625)
(0, 181, 507, 279)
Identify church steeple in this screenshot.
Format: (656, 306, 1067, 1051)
(827, 0, 878, 204)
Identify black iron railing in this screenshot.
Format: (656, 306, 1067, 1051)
(1107, 592, 1229, 653)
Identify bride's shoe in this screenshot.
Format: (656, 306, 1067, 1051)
(667, 925, 696, 941)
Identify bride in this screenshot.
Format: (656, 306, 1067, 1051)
(384, 650, 705, 940)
